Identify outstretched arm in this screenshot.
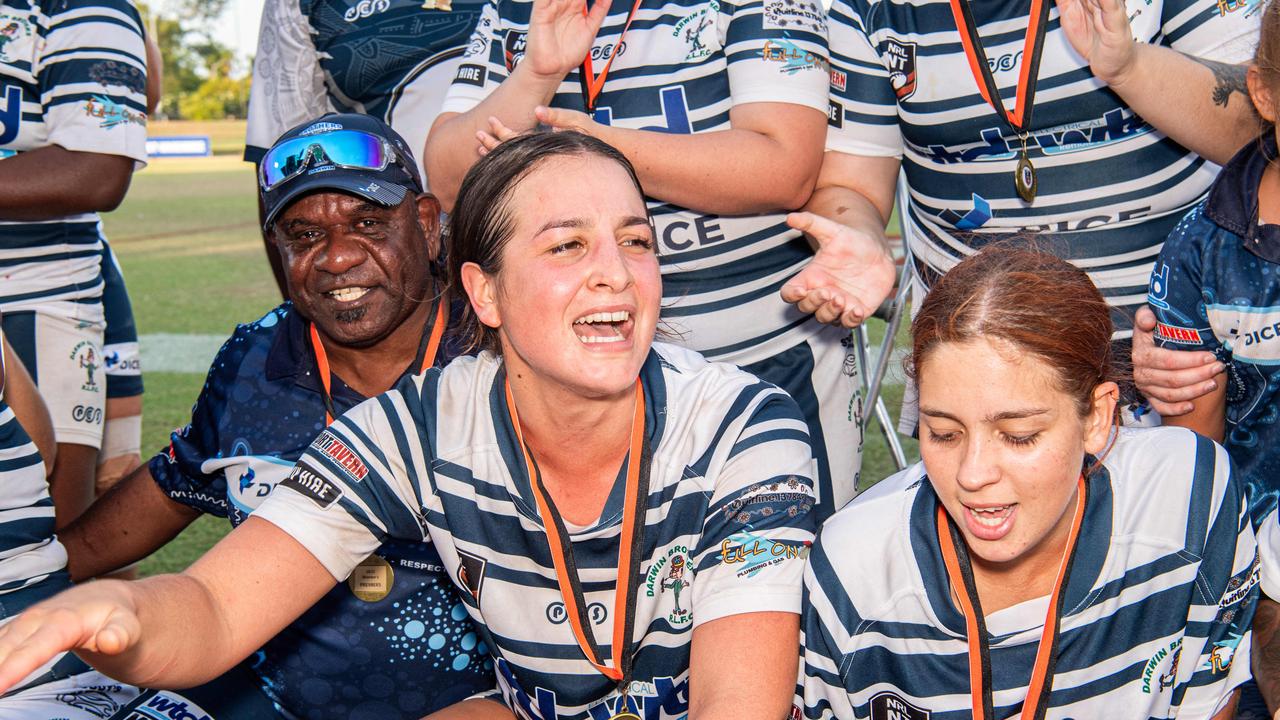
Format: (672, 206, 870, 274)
(689, 612, 800, 719)
(0, 516, 334, 690)
(1055, 0, 1260, 165)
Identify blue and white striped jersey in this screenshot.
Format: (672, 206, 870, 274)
(256, 343, 818, 719)
(441, 0, 829, 363)
(244, 0, 486, 182)
(0, 0, 147, 315)
(0, 327, 68, 608)
(826, 0, 1258, 336)
(800, 427, 1258, 720)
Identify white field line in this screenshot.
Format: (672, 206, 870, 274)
(140, 334, 910, 385)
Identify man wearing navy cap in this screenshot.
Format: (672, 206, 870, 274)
(57, 114, 490, 720)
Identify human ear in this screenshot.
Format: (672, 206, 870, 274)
(1248, 65, 1278, 124)
(414, 194, 443, 262)
(460, 261, 501, 330)
(1083, 381, 1120, 455)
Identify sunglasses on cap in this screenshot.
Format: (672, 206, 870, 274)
(259, 129, 404, 192)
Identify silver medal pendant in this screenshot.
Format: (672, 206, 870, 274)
(1015, 150, 1037, 203)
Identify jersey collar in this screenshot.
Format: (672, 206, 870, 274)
(1204, 132, 1280, 265)
(909, 464, 1113, 639)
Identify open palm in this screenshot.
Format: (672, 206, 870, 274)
(524, 0, 612, 80)
(1055, 0, 1136, 84)
(781, 212, 897, 328)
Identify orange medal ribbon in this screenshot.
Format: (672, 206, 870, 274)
(504, 378, 648, 696)
(577, 0, 645, 113)
(936, 475, 1087, 720)
(309, 299, 447, 426)
(946, 0, 1051, 201)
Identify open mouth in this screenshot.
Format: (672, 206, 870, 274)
(963, 503, 1017, 540)
(326, 286, 371, 303)
(572, 310, 633, 345)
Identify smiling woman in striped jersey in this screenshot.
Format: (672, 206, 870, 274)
(800, 246, 1260, 720)
(0, 132, 829, 720)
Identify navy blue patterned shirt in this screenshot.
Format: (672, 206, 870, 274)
(149, 302, 491, 720)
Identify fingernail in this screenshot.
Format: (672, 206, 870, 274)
(1207, 380, 1217, 391)
(1214, 363, 1226, 374)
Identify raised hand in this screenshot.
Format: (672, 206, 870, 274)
(1055, 0, 1138, 85)
(782, 212, 897, 328)
(0, 581, 141, 693)
(523, 0, 612, 81)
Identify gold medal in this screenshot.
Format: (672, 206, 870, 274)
(348, 554, 395, 602)
(608, 713, 642, 720)
(1015, 150, 1037, 203)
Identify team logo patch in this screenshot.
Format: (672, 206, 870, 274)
(0, 15, 34, 63)
(883, 38, 917, 100)
(1141, 638, 1181, 694)
(673, 2, 718, 61)
(1154, 322, 1202, 345)
(504, 30, 527, 72)
(456, 548, 488, 601)
(828, 100, 844, 128)
(455, 63, 488, 86)
(70, 340, 101, 392)
(869, 691, 930, 719)
(281, 463, 344, 509)
(312, 431, 369, 481)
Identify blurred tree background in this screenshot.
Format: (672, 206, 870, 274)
(141, 0, 253, 120)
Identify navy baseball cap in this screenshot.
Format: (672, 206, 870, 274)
(259, 113, 424, 230)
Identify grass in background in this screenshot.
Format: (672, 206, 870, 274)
(101, 120, 920, 576)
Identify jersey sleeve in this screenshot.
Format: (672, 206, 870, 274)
(146, 335, 243, 518)
(719, 0, 829, 112)
(798, 538, 859, 720)
(1148, 206, 1220, 354)
(244, 0, 332, 163)
(438, 0, 504, 116)
(1158, 0, 1259, 62)
(252, 378, 435, 582)
(1172, 440, 1260, 717)
(40, 0, 148, 166)
(688, 387, 818, 627)
(824, 0, 903, 157)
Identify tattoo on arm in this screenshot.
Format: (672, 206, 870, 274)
(1253, 597, 1280, 715)
(1183, 53, 1254, 112)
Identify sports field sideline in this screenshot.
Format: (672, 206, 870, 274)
(106, 120, 919, 576)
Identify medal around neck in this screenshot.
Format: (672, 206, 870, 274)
(608, 712, 643, 720)
(1015, 151, 1037, 203)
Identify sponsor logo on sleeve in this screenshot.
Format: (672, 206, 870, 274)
(280, 463, 344, 509)
(504, 30, 527, 72)
(311, 431, 370, 481)
(869, 691, 931, 719)
(882, 38, 917, 100)
(123, 690, 214, 720)
(1154, 322, 1203, 345)
(455, 63, 488, 86)
(762, 38, 829, 74)
(763, 0, 826, 33)
(830, 68, 847, 93)
(828, 100, 844, 128)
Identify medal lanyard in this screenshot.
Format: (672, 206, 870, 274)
(947, 0, 1051, 133)
(309, 300, 447, 426)
(578, 0, 645, 113)
(504, 379, 649, 690)
(935, 475, 1087, 720)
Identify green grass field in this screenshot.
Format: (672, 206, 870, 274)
(102, 120, 918, 576)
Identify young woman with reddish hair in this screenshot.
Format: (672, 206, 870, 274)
(799, 246, 1259, 719)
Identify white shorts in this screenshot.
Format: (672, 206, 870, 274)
(2, 305, 107, 449)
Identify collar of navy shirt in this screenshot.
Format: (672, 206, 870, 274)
(1204, 131, 1280, 266)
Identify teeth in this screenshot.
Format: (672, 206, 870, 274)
(578, 335, 626, 344)
(328, 287, 370, 302)
(968, 505, 1013, 528)
(574, 311, 630, 324)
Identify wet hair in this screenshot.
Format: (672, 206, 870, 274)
(446, 131, 648, 354)
(908, 245, 1119, 418)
